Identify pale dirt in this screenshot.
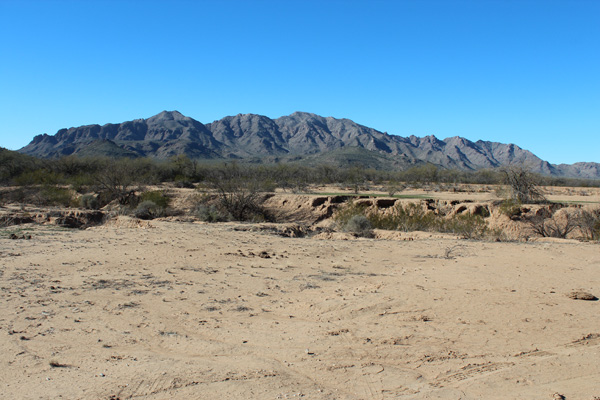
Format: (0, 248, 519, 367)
(1, 213, 599, 400)
(1, 185, 599, 400)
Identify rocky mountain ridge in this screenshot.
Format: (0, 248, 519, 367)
(18, 110, 600, 179)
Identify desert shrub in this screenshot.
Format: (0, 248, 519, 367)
(528, 209, 578, 238)
(133, 200, 164, 220)
(0, 186, 72, 207)
(334, 201, 490, 239)
(342, 215, 374, 238)
(368, 203, 436, 232)
(68, 174, 96, 193)
(386, 182, 405, 197)
(499, 199, 523, 218)
(579, 208, 600, 240)
(0, 188, 27, 205)
(92, 158, 151, 205)
(216, 184, 270, 222)
(438, 214, 488, 239)
(139, 191, 170, 209)
(14, 169, 64, 186)
(472, 205, 491, 218)
(80, 194, 100, 210)
(34, 186, 73, 207)
(194, 204, 231, 223)
(335, 201, 435, 232)
(502, 166, 547, 204)
(333, 201, 370, 227)
(207, 163, 272, 222)
(173, 176, 195, 189)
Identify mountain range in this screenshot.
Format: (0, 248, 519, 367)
(18, 110, 600, 179)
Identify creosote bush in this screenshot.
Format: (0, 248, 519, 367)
(133, 200, 165, 220)
(80, 194, 100, 210)
(0, 186, 74, 207)
(34, 186, 74, 207)
(207, 162, 272, 222)
(499, 199, 523, 218)
(139, 191, 170, 209)
(333, 201, 370, 228)
(334, 200, 490, 239)
(437, 213, 488, 239)
(342, 215, 374, 238)
(194, 204, 231, 223)
(371, 203, 437, 232)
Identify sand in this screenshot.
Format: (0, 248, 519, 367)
(1, 215, 599, 400)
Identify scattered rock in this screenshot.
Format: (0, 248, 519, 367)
(258, 251, 271, 259)
(567, 291, 598, 301)
(0, 216, 35, 226)
(9, 233, 32, 240)
(49, 361, 70, 368)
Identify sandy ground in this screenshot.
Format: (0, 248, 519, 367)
(1, 218, 599, 400)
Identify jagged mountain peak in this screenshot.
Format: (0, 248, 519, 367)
(217, 113, 273, 123)
(444, 136, 469, 145)
(16, 111, 599, 179)
(146, 110, 190, 123)
(288, 111, 321, 119)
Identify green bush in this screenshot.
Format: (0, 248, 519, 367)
(0, 188, 27, 205)
(139, 191, 170, 208)
(333, 201, 370, 227)
(80, 194, 100, 210)
(15, 170, 64, 186)
(173, 176, 195, 189)
(68, 174, 96, 193)
(0, 186, 73, 207)
(368, 203, 436, 232)
(334, 201, 489, 239)
(35, 186, 73, 207)
(194, 204, 231, 223)
(438, 214, 488, 239)
(133, 200, 164, 220)
(499, 199, 522, 218)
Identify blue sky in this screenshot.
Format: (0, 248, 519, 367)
(1, 0, 598, 164)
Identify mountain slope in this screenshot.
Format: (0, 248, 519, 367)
(20, 111, 223, 159)
(17, 111, 600, 179)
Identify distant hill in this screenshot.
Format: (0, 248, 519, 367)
(18, 110, 600, 179)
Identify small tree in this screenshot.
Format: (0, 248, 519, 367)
(579, 208, 600, 240)
(207, 162, 271, 221)
(528, 209, 578, 238)
(93, 159, 136, 205)
(502, 166, 547, 204)
(92, 158, 154, 206)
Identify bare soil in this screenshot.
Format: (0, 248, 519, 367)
(1, 186, 599, 399)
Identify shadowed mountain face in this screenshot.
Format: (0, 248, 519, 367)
(18, 110, 599, 178)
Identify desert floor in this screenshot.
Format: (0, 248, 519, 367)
(1, 216, 599, 400)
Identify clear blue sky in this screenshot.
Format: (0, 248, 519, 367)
(1, 0, 598, 164)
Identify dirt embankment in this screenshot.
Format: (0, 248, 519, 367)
(1, 187, 599, 242)
(1, 210, 599, 399)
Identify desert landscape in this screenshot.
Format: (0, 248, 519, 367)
(3, 0, 600, 398)
(1, 186, 599, 400)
